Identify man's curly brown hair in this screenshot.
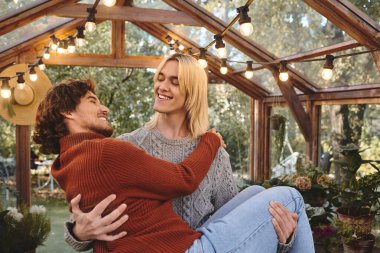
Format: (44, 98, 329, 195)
(33, 79, 95, 154)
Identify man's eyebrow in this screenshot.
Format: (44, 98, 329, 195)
(86, 95, 98, 101)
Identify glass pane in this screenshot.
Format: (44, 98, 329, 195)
(270, 106, 305, 178)
(195, 0, 353, 57)
(348, 0, 380, 23)
(133, 0, 175, 10)
(125, 22, 167, 56)
(320, 103, 380, 176)
(0, 0, 47, 21)
(165, 25, 214, 48)
(0, 16, 72, 53)
(76, 21, 112, 54)
(292, 47, 380, 88)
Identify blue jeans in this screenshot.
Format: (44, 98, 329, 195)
(186, 186, 315, 253)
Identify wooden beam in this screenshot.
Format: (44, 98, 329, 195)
(252, 99, 267, 181)
(0, 0, 78, 37)
(112, 21, 125, 58)
(234, 40, 361, 74)
(371, 51, 380, 72)
(303, 0, 380, 49)
(164, 0, 317, 95)
(16, 126, 31, 207)
(50, 4, 200, 26)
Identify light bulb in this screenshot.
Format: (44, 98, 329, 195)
(68, 45, 76, 54)
(178, 44, 185, 51)
(57, 46, 65, 54)
(216, 47, 227, 58)
(76, 38, 86, 47)
(240, 22, 253, 36)
(198, 59, 208, 68)
(279, 72, 289, 82)
(220, 66, 228, 75)
(85, 21, 96, 32)
(43, 52, 50, 60)
(29, 70, 38, 82)
(102, 0, 116, 7)
(1, 89, 11, 99)
(321, 68, 333, 80)
(245, 70, 254, 79)
(51, 43, 58, 51)
(14, 0, 19, 3)
(39, 63, 46, 71)
(17, 82, 25, 90)
(169, 48, 176, 55)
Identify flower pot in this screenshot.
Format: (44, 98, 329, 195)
(337, 208, 375, 236)
(342, 234, 375, 253)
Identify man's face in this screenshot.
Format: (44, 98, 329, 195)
(69, 91, 113, 137)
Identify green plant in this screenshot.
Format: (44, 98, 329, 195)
(0, 203, 51, 253)
(270, 114, 287, 163)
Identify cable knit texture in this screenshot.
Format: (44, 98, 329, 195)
(54, 132, 220, 253)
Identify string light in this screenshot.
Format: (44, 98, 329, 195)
(321, 55, 334, 80)
(198, 48, 208, 68)
(29, 66, 38, 82)
(220, 59, 228, 74)
(102, 0, 116, 7)
(175, 40, 185, 51)
(50, 35, 59, 51)
(67, 36, 76, 54)
(165, 35, 175, 45)
(279, 60, 289, 82)
(37, 57, 46, 71)
(244, 61, 254, 79)
(169, 46, 176, 55)
(237, 6, 253, 36)
(214, 35, 228, 59)
(76, 26, 86, 47)
(57, 40, 65, 54)
(0, 77, 11, 99)
(16, 72, 25, 90)
(43, 46, 50, 60)
(85, 8, 97, 33)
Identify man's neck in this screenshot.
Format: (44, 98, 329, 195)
(156, 114, 189, 139)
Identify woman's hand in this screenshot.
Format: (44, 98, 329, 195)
(71, 194, 129, 241)
(269, 201, 298, 244)
(208, 128, 227, 148)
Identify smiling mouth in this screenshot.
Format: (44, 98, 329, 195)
(98, 114, 108, 121)
(158, 94, 172, 100)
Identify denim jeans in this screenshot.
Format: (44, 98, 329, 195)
(185, 186, 315, 253)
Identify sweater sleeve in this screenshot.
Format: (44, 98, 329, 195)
(100, 132, 220, 200)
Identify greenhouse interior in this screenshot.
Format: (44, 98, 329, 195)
(0, 0, 379, 252)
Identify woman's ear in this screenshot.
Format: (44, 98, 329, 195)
(61, 111, 74, 119)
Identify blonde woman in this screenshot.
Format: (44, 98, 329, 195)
(65, 54, 313, 252)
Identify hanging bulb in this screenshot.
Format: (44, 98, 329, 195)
(0, 77, 11, 99)
(50, 35, 59, 51)
(244, 61, 254, 79)
(220, 59, 228, 75)
(175, 40, 185, 51)
(198, 48, 208, 68)
(29, 66, 38, 82)
(214, 34, 228, 58)
(321, 55, 334, 80)
(76, 26, 86, 47)
(102, 0, 117, 7)
(57, 41, 65, 54)
(16, 72, 25, 90)
(85, 8, 97, 32)
(237, 6, 253, 36)
(169, 47, 176, 55)
(43, 47, 50, 60)
(67, 36, 76, 54)
(165, 35, 175, 45)
(37, 58, 46, 71)
(279, 60, 289, 82)
(14, 0, 19, 4)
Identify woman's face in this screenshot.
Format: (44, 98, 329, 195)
(153, 60, 186, 116)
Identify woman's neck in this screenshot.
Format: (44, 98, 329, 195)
(156, 114, 189, 139)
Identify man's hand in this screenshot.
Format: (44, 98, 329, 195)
(71, 194, 129, 241)
(208, 128, 227, 148)
(269, 201, 298, 244)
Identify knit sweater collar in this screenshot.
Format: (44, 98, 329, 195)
(60, 132, 105, 153)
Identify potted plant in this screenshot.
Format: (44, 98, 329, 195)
(0, 203, 51, 253)
(332, 144, 380, 253)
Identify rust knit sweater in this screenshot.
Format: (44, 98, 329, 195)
(52, 132, 220, 253)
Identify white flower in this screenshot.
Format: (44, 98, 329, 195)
(30, 205, 46, 214)
(6, 207, 24, 222)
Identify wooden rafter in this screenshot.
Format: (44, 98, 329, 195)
(112, 21, 125, 58)
(135, 22, 269, 99)
(163, 0, 318, 95)
(303, 0, 380, 49)
(49, 4, 200, 26)
(234, 40, 361, 74)
(0, 0, 78, 37)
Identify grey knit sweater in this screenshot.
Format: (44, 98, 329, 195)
(64, 127, 293, 252)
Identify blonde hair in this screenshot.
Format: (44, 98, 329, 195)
(146, 54, 209, 139)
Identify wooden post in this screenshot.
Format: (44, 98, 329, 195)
(16, 125, 31, 207)
(249, 98, 255, 180)
(252, 99, 267, 182)
(306, 100, 321, 166)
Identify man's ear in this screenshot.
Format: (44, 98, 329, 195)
(61, 111, 74, 119)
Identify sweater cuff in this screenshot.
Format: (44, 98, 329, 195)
(64, 221, 93, 252)
(276, 227, 296, 253)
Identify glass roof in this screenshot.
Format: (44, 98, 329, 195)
(292, 47, 380, 88)
(197, 0, 354, 58)
(0, 16, 72, 53)
(165, 25, 214, 48)
(133, 0, 175, 10)
(125, 22, 167, 56)
(76, 21, 112, 54)
(0, 0, 47, 22)
(348, 0, 380, 24)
